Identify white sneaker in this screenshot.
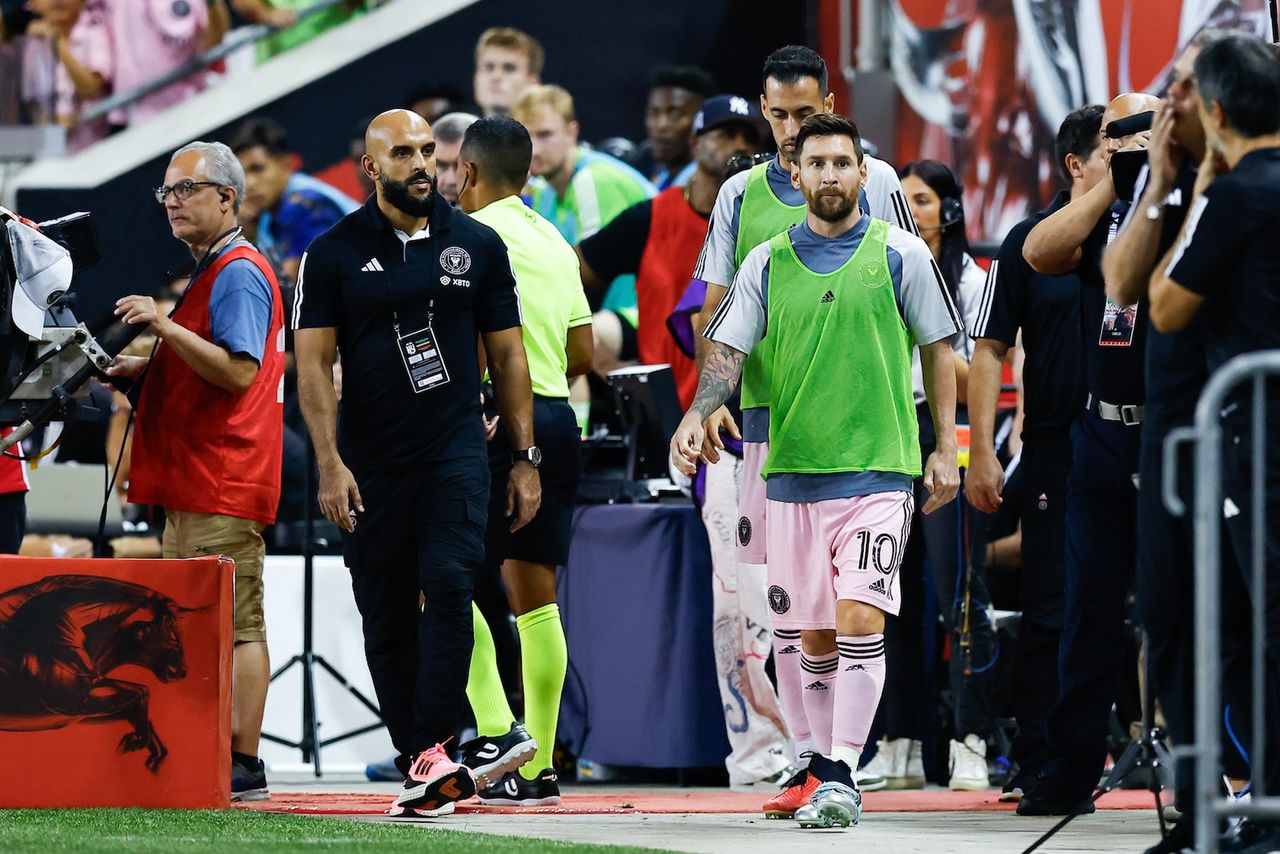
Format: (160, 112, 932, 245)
(948, 734, 990, 791)
(862, 738, 924, 790)
(855, 766, 887, 792)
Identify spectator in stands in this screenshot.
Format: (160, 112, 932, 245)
(625, 66, 716, 191)
(103, 0, 230, 128)
(232, 0, 364, 63)
(20, 0, 110, 152)
(473, 27, 542, 118)
(107, 140, 284, 801)
(431, 112, 479, 206)
(578, 94, 761, 408)
(230, 117, 358, 283)
(513, 84, 654, 387)
(408, 83, 467, 125)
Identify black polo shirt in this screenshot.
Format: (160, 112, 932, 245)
(1121, 162, 1204, 422)
(973, 191, 1085, 440)
(1167, 147, 1280, 373)
(1080, 199, 1147, 405)
(293, 193, 521, 470)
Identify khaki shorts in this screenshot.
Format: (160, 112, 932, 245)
(163, 509, 266, 643)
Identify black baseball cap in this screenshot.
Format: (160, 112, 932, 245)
(693, 94, 765, 139)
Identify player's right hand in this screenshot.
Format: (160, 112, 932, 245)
(670, 412, 707, 476)
(318, 460, 363, 533)
(965, 449, 1005, 514)
(700, 405, 741, 464)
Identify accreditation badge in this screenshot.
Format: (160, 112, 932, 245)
(1098, 298, 1138, 347)
(397, 324, 450, 393)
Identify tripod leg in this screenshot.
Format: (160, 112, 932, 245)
(314, 655, 385, 721)
(302, 651, 322, 777)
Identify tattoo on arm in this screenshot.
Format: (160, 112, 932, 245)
(689, 343, 745, 420)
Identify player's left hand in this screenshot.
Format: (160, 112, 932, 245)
(507, 462, 541, 532)
(921, 449, 961, 515)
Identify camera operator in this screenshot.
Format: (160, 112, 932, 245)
(106, 141, 285, 802)
(1148, 32, 1280, 852)
(968, 105, 1101, 801)
(1016, 92, 1161, 817)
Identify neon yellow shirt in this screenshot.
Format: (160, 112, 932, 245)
(471, 195, 591, 399)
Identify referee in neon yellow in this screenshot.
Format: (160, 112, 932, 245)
(454, 116, 595, 807)
(672, 114, 961, 829)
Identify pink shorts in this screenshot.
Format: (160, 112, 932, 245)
(736, 441, 768, 563)
(764, 491, 914, 629)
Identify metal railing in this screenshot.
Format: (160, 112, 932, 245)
(1164, 350, 1280, 853)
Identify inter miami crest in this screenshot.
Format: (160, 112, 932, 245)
(768, 585, 790, 615)
(440, 246, 471, 275)
(737, 516, 752, 547)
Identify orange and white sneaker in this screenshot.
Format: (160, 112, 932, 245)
(392, 744, 476, 816)
(763, 768, 821, 819)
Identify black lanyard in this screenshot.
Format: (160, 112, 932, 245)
(173, 226, 244, 314)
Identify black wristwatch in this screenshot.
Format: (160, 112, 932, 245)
(512, 447, 542, 468)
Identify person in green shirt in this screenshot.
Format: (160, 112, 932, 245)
(232, 0, 363, 63)
(513, 84, 655, 381)
(454, 115, 594, 808)
(672, 114, 961, 830)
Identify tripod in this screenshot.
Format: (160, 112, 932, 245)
(260, 442, 384, 776)
(1021, 626, 1175, 853)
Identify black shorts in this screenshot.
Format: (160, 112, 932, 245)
(486, 397, 582, 566)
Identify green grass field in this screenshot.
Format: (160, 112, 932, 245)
(0, 809, 669, 853)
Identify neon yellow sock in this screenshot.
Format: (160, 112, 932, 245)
(466, 602, 514, 738)
(515, 603, 567, 780)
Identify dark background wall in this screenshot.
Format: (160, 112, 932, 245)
(16, 0, 807, 331)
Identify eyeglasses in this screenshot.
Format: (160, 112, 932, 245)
(153, 180, 221, 204)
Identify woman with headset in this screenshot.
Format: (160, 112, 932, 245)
(861, 160, 997, 793)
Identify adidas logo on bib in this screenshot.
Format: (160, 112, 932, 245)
(820, 290, 835, 304)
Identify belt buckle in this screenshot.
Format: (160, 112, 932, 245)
(1120, 405, 1141, 426)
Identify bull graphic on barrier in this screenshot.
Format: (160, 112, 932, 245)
(0, 574, 205, 773)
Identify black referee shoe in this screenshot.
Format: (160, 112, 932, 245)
(458, 723, 538, 786)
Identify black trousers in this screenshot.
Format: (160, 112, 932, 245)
(1221, 401, 1280, 796)
(343, 456, 488, 759)
(1139, 408, 1255, 811)
(1041, 408, 1142, 797)
(1011, 432, 1071, 773)
(0, 492, 25, 554)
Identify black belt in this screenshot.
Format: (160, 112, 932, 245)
(1087, 393, 1144, 426)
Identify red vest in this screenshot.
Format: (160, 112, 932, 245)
(0, 428, 28, 495)
(637, 186, 705, 409)
(129, 245, 284, 525)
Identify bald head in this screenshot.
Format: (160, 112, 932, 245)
(362, 109, 438, 218)
(1100, 92, 1162, 158)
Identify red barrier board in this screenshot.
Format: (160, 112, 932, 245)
(0, 557, 234, 808)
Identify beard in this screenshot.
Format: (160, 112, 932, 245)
(381, 170, 436, 217)
(810, 190, 857, 223)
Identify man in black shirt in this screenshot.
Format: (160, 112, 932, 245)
(1151, 36, 1280, 848)
(294, 109, 540, 818)
(1099, 30, 1256, 854)
(1016, 91, 1162, 816)
(968, 104, 1100, 801)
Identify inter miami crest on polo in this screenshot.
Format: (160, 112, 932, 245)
(440, 246, 471, 275)
(768, 585, 790, 614)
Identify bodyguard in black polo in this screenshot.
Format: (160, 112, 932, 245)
(294, 110, 540, 817)
(1015, 91, 1162, 816)
(1150, 34, 1280, 851)
(967, 104, 1097, 802)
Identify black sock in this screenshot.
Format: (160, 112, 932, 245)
(232, 751, 258, 768)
